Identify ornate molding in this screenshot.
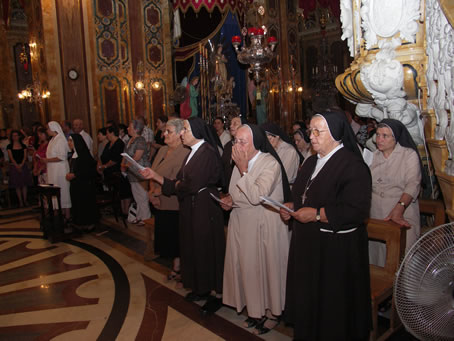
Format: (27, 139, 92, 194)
(340, 0, 354, 56)
(426, 0, 454, 174)
(360, 0, 421, 49)
(360, 39, 405, 103)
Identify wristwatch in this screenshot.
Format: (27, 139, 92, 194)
(316, 207, 321, 222)
(398, 201, 407, 208)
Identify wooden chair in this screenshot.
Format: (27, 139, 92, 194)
(366, 218, 409, 341)
(419, 198, 446, 228)
(96, 173, 127, 228)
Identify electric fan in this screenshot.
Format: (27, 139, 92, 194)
(394, 223, 454, 340)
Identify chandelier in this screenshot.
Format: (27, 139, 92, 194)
(17, 80, 50, 105)
(232, 27, 277, 81)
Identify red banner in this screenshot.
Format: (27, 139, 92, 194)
(173, 0, 252, 15)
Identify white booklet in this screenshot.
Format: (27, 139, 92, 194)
(362, 148, 374, 167)
(260, 196, 294, 212)
(210, 193, 239, 208)
(121, 153, 145, 172)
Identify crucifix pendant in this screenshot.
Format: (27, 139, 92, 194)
(302, 192, 307, 205)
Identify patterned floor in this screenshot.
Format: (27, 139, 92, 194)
(0, 208, 291, 341)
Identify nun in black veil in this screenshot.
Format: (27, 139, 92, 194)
(66, 134, 99, 229)
(140, 117, 226, 314)
(280, 111, 372, 341)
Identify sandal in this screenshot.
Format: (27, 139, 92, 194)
(253, 316, 281, 335)
(167, 270, 181, 281)
(243, 317, 260, 328)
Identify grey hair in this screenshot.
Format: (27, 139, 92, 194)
(166, 118, 184, 134)
(377, 122, 395, 138)
(130, 119, 144, 135)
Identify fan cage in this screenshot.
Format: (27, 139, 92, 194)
(394, 223, 454, 341)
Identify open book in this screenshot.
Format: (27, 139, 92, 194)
(121, 153, 145, 172)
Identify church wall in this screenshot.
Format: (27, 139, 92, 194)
(10, 0, 174, 135)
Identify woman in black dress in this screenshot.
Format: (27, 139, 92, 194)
(66, 134, 99, 229)
(99, 125, 131, 216)
(7, 130, 32, 207)
(140, 117, 225, 315)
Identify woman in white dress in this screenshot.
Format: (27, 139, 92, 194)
(44, 121, 71, 219)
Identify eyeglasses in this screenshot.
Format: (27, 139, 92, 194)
(232, 138, 248, 146)
(306, 128, 328, 137)
(376, 133, 394, 139)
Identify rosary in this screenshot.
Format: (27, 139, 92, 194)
(301, 177, 314, 205)
(301, 164, 317, 205)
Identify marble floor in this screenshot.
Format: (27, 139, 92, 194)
(0, 207, 292, 341)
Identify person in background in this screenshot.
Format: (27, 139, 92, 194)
(66, 134, 98, 230)
(0, 129, 9, 162)
(293, 127, 313, 161)
(148, 118, 189, 276)
(33, 127, 49, 184)
(140, 117, 225, 315)
(122, 119, 151, 225)
(154, 115, 168, 147)
(61, 120, 73, 140)
(44, 122, 72, 221)
(73, 119, 93, 156)
(280, 111, 372, 341)
(369, 119, 422, 266)
(99, 125, 131, 217)
(213, 117, 231, 148)
(136, 115, 154, 160)
(118, 123, 130, 145)
(97, 128, 108, 160)
(7, 130, 33, 207)
(261, 122, 301, 184)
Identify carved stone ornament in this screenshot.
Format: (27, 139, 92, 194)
(426, 0, 454, 174)
(340, 0, 354, 57)
(360, 0, 421, 49)
(340, 0, 362, 57)
(360, 39, 406, 103)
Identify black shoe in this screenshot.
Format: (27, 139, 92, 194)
(200, 297, 222, 315)
(185, 291, 209, 302)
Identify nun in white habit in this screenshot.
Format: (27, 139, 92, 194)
(45, 121, 71, 218)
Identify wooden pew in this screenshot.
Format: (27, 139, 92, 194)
(366, 218, 409, 341)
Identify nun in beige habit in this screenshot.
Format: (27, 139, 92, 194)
(220, 124, 291, 335)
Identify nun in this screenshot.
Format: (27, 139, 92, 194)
(66, 134, 99, 229)
(220, 124, 291, 335)
(45, 121, 71, 220)
(140, 117, 225, 314)
(280, 111, 372, 341)
(261, 122, 302, 183)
